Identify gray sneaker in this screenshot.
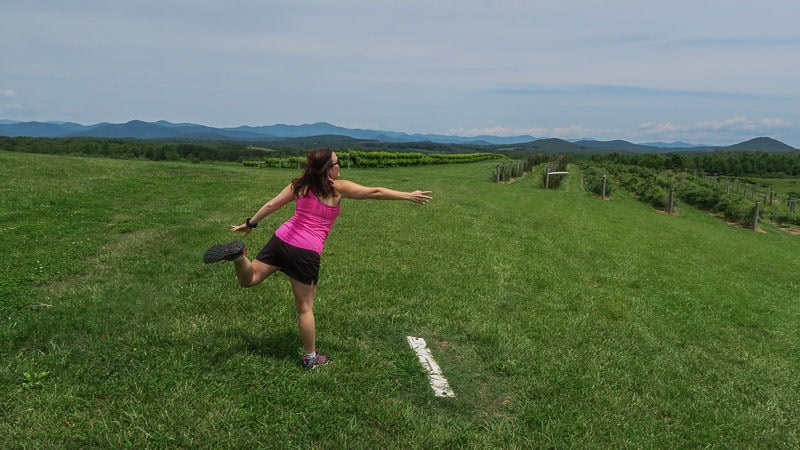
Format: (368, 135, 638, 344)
(203, 240, 245, 263)
(302, 353, 329, 370)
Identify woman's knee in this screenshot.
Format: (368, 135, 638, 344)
(294, 293, 314, 312)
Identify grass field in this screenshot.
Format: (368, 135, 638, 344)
(2, 150, 799, 448)
(748, 176, 800, 195)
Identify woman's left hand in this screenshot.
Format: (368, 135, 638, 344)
(410, 190, 432, 204)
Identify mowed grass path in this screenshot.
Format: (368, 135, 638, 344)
(1, 151, 799, 448)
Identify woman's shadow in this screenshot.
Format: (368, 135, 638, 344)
(212, 329, 300, 362)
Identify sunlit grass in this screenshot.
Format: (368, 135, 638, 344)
(2, 151, 799, 447)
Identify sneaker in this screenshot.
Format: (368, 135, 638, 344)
(302, 353, 329, 370)
(203, 240, 246, 264)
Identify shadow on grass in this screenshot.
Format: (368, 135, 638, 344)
(212, 330, 301, 362)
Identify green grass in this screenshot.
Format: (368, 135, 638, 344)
(2, 151, 799, 447)
(748, 176, 800, 195)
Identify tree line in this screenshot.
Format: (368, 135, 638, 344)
(0, 136, 507, 165)
(3, 136, 800, 179)
(0, 136, 279, 162)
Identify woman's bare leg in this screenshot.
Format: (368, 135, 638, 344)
(290, 278, 317, 354)
(234, 257, 279, 288)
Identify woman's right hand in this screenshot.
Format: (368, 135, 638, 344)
(230, 223, 252, 237)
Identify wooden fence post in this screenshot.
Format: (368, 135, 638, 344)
(752, 201, 761, 230)
(545, 167, 550, 189)
(668, 188, 674, 214)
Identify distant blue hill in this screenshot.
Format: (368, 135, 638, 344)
(0, 119, 796, 152)
(0, 119, 538, 145)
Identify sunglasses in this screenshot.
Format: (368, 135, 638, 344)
(329, 159, 340, 167)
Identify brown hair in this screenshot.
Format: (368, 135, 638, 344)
(291, 148, 336, 199)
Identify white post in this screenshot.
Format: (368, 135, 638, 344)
(602, 175, 607, 199)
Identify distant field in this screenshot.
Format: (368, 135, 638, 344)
(1, 151, 799, 448)
(749, 176, 800, 194)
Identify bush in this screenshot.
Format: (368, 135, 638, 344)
(679, 184, 719, 210)
(580, 164, 612, 197)
(714, 194, 756, 226)
(641, 183, 669, 209)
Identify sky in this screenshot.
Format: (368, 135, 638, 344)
(2, 1, 800, 146)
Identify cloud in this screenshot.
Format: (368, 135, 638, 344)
(633, 116, 794, 145)
(640, 117, 790, 135)
(453, 116, 792, 145)
(449, 126, 515, 136)
(0, 89, 23, 115)
(450, 124, 624, 140)
(759, 118, 787, 127)
(485, 84, 782, 101)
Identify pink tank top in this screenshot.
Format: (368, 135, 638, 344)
(275, 190, 340, 254)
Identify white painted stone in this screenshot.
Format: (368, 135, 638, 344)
(407, 336, 455, 398)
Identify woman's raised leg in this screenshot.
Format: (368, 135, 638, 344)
(234, 257, 279, 288)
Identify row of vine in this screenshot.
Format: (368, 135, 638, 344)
(243, 150, 506, 169)
(578, 162, 800, 227)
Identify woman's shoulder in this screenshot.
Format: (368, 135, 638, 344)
(332, 179, 359, 191)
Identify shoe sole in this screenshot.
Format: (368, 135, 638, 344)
(203, 241, 245, 264)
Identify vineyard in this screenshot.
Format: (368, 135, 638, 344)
(243, 150, 507, 169)
(579, 160, 800, 229)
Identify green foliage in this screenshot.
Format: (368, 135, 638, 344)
(244, 150, 507, 169)
(611, 166, 672, 208)
(21, 371, 50, 390)
(342, 150, 505, 168)
(712, 193, 754, 225)
(579, 164, 613, 197)
(491, 155, 545, 182)
(587, 150, 800, 178)
(677, 181, 719, 210)
(591, 161, 800, 228)
(0, 136, 271, 162)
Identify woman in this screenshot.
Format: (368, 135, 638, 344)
(204, 148, 432, 370)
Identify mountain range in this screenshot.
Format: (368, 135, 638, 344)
(0, 119, 797, 153)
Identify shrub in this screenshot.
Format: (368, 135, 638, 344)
(714, 194, 757, 226)
(580, 164, 612, 197)
(679, 184, 719, 210)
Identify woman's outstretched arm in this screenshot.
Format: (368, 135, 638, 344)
(333, 179, 432, 204)
(230, 183, 296, 236)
